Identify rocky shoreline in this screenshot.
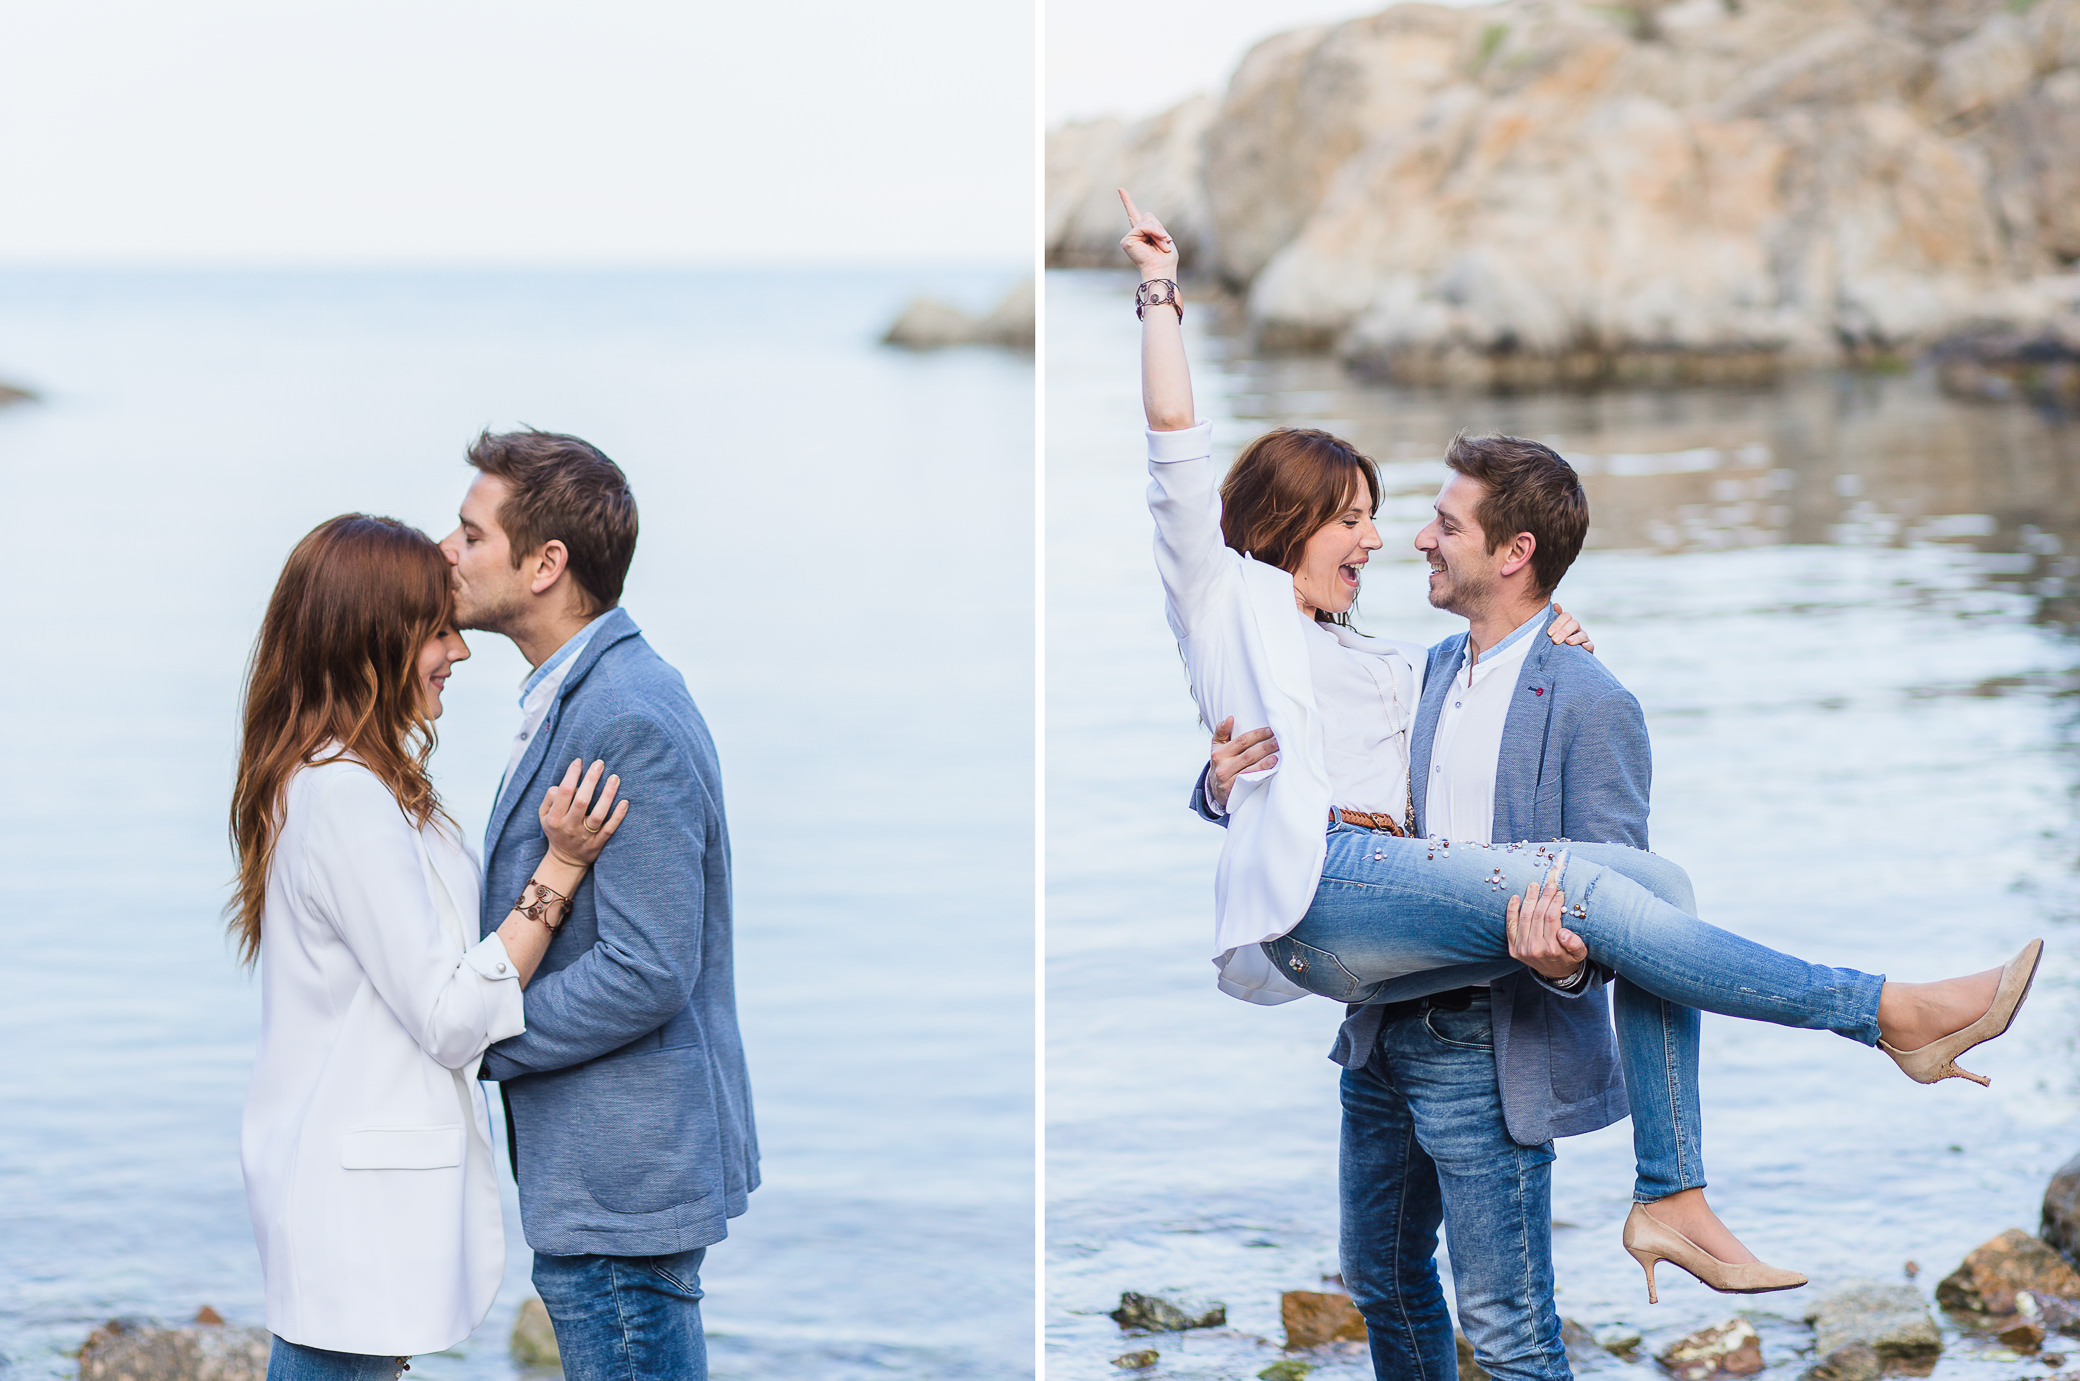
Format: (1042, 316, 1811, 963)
(1091, 1151, 2080, 1378)
(1048, 0, 2080, 392)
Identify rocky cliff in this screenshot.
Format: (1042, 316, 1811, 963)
(1047, 0, 2080, 386)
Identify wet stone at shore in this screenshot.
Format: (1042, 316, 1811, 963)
(1279, 1290, 1365, 1349)
(1657, 1318, 1764, 1381)
(1802, 1281, 1941, 1380)
(2042, 1152, 2080, 1264)
(1110, 1349, 1159, 1370)
(1936, 1228, 2080, 1316)
(76, 1316, 269, 1381)
(1109, 1292, 1226, 1332)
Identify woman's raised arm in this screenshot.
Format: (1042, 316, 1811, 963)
(1119, 189, 1195, 431)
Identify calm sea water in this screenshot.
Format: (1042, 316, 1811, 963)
(1046, 268, 2080, 1379)
(0, 269, 1034, 1380)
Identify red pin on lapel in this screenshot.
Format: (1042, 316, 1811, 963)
(1529, 686, 1545, 696)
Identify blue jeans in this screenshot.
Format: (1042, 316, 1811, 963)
(265, 1340, 403, 1381)
(1341, 992, 1567, 1381)
(532, 1247, 707, 1381)
(1269, 826, 1887, 1199)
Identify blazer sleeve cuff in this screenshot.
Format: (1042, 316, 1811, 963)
(1147, 420, 1214, 464)
(465, 934, 528, 1044)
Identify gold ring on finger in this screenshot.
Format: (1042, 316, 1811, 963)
(583, 821, 603, 834)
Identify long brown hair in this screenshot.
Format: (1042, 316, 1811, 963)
(227, 514, 454, 965)
(1219, 428, 1382, 624)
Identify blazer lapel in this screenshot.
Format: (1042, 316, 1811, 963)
(482, 608, 646, 855)
(1494, 634, 1556, 840)
(1408, 636, 1462, 835)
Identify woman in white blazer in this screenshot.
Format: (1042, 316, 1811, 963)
(1117, 191, 2040, 1300)
(228, 514, 630, 1381)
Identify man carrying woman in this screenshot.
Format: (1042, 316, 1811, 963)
(1119, 187, 2039, 1379)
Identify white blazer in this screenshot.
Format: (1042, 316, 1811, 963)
(1146, 423, 1427, 1004)
(241, 757, 525, 1355)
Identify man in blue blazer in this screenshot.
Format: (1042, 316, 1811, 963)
(1196, 435, 1695, 1379)
(441, 429, 757, 1381)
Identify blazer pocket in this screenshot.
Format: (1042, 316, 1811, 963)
(340, 1126, 465, 1170)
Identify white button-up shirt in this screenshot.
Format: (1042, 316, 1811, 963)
(498, 617, 603, 804)
(1423, 605, 1551, 844)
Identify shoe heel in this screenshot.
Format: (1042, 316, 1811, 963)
(1627, 1246, 1661, 1304)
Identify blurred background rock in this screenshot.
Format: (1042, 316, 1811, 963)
(1047, 0, 2080, 395)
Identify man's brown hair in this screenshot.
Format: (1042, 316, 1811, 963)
(466, 429, 638, 615)
(1443, 432, 1588, 597)
(1219, 428, 1382, 623)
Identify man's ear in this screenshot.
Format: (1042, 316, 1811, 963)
(1498, 531, 1538, 580)
(527, 540, 571, 596)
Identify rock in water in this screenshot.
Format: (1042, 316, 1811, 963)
(1258, 1361, 1312, 1381)
(77, 1319, 270, 1381)
(1109, 1292, 1226, 1332)
(1281, 1290, 1366, 1348)
(1656, 1318, 1764, 1381)
(2043, 1151, 2080, 1261)
(1111, 1350, 1159, 1370)
(510, 1297, 560, 1369)
(1804, 1280, 1941, 1379)
(1457, 1330, 1489, 1381)
(1936, 1228, 2080, 1315)
(882, 279, 1034, 351)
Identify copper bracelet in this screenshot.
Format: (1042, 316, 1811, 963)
(514, 878, 570, 930)
(1135, 277, 1182, 322)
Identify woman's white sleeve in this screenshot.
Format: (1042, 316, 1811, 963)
(1145, 421, 1231, 640)
(301, 770, 526, 1069)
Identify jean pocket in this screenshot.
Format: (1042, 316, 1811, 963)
(1423, 1007, 1494, 1051)
(1260, 936, 1374, 1001)
(648, 1253, 703, 1299)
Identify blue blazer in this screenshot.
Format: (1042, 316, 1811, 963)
(478, 607, 759, 1256)
(1331, 629, 1649, 1145)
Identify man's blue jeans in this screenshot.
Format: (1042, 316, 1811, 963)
(1270, 827, 1887, 1200)
(1341, 992, 1568, 1381)
(532, 1247, 707, 1381)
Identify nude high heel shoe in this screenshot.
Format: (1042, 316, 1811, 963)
(1880, 939, 2043, 1087)
(1621, 1204, 1808, 1304)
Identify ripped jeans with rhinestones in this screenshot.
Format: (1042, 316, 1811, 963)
(1261, 822, 1887, 1201)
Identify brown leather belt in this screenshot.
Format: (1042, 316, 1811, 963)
(1336, 808, 1407, 836)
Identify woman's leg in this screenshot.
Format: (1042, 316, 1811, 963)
(1271, 830, 1885, 1040)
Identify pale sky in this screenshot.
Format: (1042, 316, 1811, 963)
(0, 0, 1035, 266)
(1046, 0, 1498, 127)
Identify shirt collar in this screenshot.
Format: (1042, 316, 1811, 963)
(1458, 604, 1552, 679)
(518, 616, 603, 705)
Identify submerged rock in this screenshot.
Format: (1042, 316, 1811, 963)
(1110, 1291, 1226, 1332)
(510, 1297, 559, 1368)
(1931, 322, 2080, 408)
(1258, 1361, 1312, 1381)
(77, 1318, 270, 1381)
(1803, 1281, 1941, 1379)
(1656, 1317, 1764, 1381)
(883, 279, 1034, 351)
(1046, 0, 2080, 383)
(1111, 1349, 1159, 1370)
(1281, 1290, 1366, 1349)
(1936, 1228, 2080, 1315)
